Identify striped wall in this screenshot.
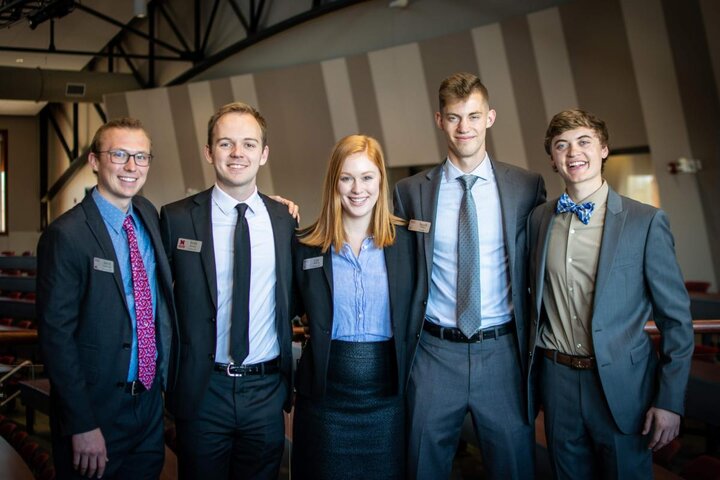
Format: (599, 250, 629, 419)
(102, 0, 719, 287)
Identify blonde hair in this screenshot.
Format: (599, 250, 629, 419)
(299, 135, 404, 252)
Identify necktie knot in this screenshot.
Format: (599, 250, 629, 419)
(122, 215, 134, 232)
(236, 203, 249, 218)
(458, 174, 478, 191)
(555, 193, 595, 225)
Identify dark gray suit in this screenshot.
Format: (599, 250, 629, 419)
(527, 187, 694, 478)
(394, 159, 546, 479)
(37, 193, 177, 478)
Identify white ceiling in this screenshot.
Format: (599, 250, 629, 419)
(0, 1, 139, 115)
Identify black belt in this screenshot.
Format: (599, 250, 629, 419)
(123, 380, 148, 396)
(544, 349, 596, 370)
(423, 321, 514, 343)
(214, 358, 280, 377)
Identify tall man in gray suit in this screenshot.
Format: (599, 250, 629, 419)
(527, 109, 694, 479)
(37, 118, 176, 479)
(160, 102, 296, 479)
(394, 72, 546, 479)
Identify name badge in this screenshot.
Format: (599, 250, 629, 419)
(93, 257, 114, 273)
(177, 238, 202, 253)
(303, 256, 323, 270)
(408, 219, 431, 233)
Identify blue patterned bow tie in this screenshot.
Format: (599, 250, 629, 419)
(555, 193, 595, 225)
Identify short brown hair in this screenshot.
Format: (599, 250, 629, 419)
(90, 117, 150, 154)
(544, 109, 609, 155)
(438, 72, 490, 110)
(298, 134, 404, 252)
(207, 102, 267, 147)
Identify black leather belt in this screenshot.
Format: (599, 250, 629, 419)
(214, 358, 280, 377)
(544, 349, 596, 369)
(423, 321, 514, 343)
(123, 380, 147, 396)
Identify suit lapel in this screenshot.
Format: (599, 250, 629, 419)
(260, 193, 292, 317)
(592, 188, 627, 314)
(81, 195, 127, 308)
(384, 241, 401, 338)
(535, 203, 556, 315)
(493, 160, 518, 279)
(420, 164, 442, 281)
(191, 188, 218, 309)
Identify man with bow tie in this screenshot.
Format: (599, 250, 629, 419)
(526, 109, 694, 479)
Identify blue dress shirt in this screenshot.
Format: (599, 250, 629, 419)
(92, 188, 158, 381)
(331, 237, 392, 341)
(426, 156, 514, 330)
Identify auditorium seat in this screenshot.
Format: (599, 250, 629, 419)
(680, 454, 720, 480)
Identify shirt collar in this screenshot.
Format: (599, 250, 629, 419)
(570, 180, 609, 208)
(212, 184, 261, 217)
(442, 153, 492, 182)
(92, 187, 135, 234)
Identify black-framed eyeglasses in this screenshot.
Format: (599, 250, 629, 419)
(98, 149, 153, 166)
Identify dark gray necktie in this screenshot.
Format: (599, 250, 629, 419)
(230, 203, 251, 364)
(456, 174, 482, 337)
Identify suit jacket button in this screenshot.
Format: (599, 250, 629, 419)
(208, 354, 215, 360)
(210, 317, 216, 323)
(122, 343, 131, 350)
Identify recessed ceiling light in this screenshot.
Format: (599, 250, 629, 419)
(15, 58, 24, 63)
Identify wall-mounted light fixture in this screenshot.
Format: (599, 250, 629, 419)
(667, 157, 702, 174)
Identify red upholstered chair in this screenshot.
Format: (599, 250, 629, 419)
(0, 317, 13, 326)
(10, 428, 28, 448)
(20, 441, 40, 463)
(0, 420, 18, 439)
(15, 320, 33, 329)
(23, 292, 36, 301)
(680, 455, 720, 480)
(38, 465, 56, 480)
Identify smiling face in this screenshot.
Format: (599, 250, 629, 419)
(550, 126, 608, 197)
(88, 127, 151, 212)
(205, 112, 268, 201)
(337, 151, 381, 224)
(435, 91, 496, 172)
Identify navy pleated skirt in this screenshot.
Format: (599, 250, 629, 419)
(291, 340, 404, 480)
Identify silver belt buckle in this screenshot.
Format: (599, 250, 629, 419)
(225, 363, 244, 377)
(130, 381, 142, 396)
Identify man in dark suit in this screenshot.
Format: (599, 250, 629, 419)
(527, 109, 694, 478)
(393, 72, 546, 479)
(37, 118, 176, 479)
(160, 102, 296, 479)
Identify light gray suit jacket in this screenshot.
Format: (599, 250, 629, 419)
(393, 159, 546, 388)
(527, 187, 694, 433)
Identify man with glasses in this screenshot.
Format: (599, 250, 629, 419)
(37, 117, 177, 479)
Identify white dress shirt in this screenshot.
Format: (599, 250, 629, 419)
(425, 156, 514, 330)
(211, 185, 279, 365)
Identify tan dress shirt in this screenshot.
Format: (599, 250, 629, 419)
(538, 181, 609, 356)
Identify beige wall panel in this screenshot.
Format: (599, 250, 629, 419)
(126, 89, 186, 208)
(167, 85, 207, 194)
(321, 58, 360, 141)
(699, 0, 720, 101)
(368, 43, 440, 167)
(560, 0, 647, 149)
(527, 7, 579, 119)
(228, 74, 274, 195)
(471, 24, 528, 169)
(187, 81, 217, 189)
(621, 0, 716, 287)
(253, 63, 336, 225)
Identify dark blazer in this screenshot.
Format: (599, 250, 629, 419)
(393, 159, 546, 381)
(527, 187, 694, 433)
(37, 193, 177, 436)
(292, 226, 420, 399)
(160, 187, 296, 418)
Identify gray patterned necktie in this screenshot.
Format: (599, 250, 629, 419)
(456, 174, 481, 337)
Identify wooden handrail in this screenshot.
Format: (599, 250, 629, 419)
(644, 319, 720, 334)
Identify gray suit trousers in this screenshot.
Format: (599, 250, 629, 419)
(407, 328, 534, 479)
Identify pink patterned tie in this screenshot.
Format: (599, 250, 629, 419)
(123, 216, 156, 390)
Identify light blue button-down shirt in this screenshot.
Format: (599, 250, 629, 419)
(92, 188, 158, 381)
(425, 156, 513, 330)
(331, 237, 392, 341)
